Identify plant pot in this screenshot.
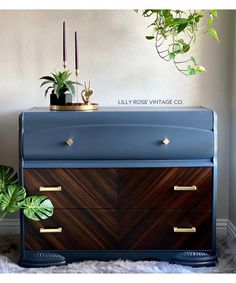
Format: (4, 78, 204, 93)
(50, 93, 72, 106)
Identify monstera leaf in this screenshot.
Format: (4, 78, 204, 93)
(0, 184, 26, 212)
(0, 165, 18, 192)
(0, 164, 54, 221)
(22, 196, 54, 221)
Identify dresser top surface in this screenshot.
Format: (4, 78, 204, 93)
(24, 106, 212, 113)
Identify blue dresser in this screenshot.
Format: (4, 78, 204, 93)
(19, 107, 217, 267)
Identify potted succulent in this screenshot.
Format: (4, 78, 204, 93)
(0, 165, 53, 221)
(40, 70, 82, 106)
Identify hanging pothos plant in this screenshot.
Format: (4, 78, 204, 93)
(137, 9, 219, 76)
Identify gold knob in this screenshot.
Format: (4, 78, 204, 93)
(66, 138, 74, 146)
(162, 137, 170, 145)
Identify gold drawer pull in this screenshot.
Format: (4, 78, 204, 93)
(174, 185, 197, 191)
(39, 186, 62, 192)
(40, 227, 62, 233)
(173, 227, 196, 233)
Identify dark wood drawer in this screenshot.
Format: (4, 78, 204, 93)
(24, 168, 117, 208)
(25, 209, 212, 250)
(119, 209, 212, 250)
(24, 167, 212, 209)
(25, 209, 117, 250)
(118, 167, 213, 209)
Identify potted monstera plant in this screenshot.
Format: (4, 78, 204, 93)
(0, 165, 53, 221)
(40, 70, 82, 106)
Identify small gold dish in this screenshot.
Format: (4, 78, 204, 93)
(50, 103, 98, 111)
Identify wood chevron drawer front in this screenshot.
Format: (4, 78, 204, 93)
(118, 167, 212, 209)
(24, 167, 213, 209)
(118, 209, 212, 250)
(25, 209, 117, 250)
(19, 107, 217, 267)
(24, 168, 117, 208)
(25, 209, 211, 250)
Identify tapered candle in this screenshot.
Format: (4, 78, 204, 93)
(63, 21, 67, 69)
(75, 31, 79, 76)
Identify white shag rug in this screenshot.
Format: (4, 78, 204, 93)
(0, 235, 235, 273)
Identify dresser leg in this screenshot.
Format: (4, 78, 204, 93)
(19, 252, 66, 267)
(170, 252, 217, 267)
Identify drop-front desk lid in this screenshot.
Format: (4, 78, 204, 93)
(20, 107, 215, 161)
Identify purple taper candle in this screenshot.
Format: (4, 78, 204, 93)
(63, 21, 67, 68)
(75, 31, 79, 75)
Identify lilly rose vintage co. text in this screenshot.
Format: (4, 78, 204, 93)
(117, 99, 183, 105)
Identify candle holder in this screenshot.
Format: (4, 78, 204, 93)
(41, 22, 99, 111)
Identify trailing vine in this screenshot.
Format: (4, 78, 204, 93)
(137, 10, 219, 76)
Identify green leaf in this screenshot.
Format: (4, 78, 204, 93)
(211, 10, 217, 18)
(0, 164, 54, 221)
(146, 36, 155, 40)
(162, 10, 171, 18)
(182, 44, 190, 53)
(44, 86, 53, 97)
(177, 39, 184, 45)
(195, 65, 206, 73)
(40, 76, 55, 82)
(52, 73, 61, 84)
(172, 43, 182, 54)
(0, 165, 18, 192)
(164, 16, 174, 27)
(68, 81, 83, 87)
(187, 65, 196, 76)
(174, 18, 188, 25)
(194, 13, 203, 23)
(0, 185, 26, 213)
(208, 14, 213, 26)
(54, 83, 64, 96)
(61, 70, 71, 82)
(178, 22, 188, 33)
(207, 28, 220, 43)
(169, 52, 176, 60)
(40, 80, 53, 88)
(22, 196, 54, 221)
(64, 83, 75, 96)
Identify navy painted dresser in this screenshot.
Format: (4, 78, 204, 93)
(19, 107, 217, 267)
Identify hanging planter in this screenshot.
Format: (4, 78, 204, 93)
(138, 9, 219, 76)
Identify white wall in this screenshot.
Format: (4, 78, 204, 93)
(0, 10, 233, 223)
(229, 11, 236, 227)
